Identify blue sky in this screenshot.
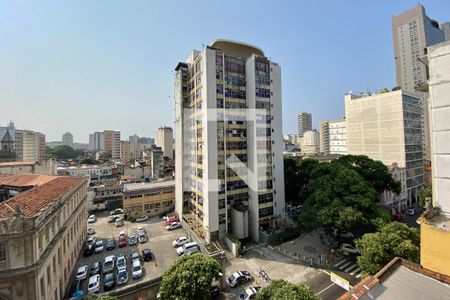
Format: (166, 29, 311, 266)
(1, 0, 449, 142)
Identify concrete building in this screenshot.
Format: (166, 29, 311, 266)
(320, 119, 347, 155)
(123, 180, 175, 218)
(345, 90, 424, 207)
(440, 22, 450, 41)
(297, 112, 312, 137)
(174, 40, 285, 243)
(61, 132, 73, 147)
(0, 160, 57, 176)
(419, 41, 450, 277)
(299, 130, 320, 154)
(155, 126, 174, 160)
(0, 174, 88, 300)
(120, 140, 132, 163)
(58, 165, 113, 178)
(104, 130, 121, 161)
(88, 132, 104, 151)
(14, 130, 46, 162)
(149, 146, 164, 179)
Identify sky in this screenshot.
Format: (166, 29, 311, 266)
(1, 0, 449, 143)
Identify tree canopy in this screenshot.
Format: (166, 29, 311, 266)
(255, 280, 319, 300)
(355, 221, 420, 275)
(418, 186, 432, 209)
(159, 253, 222, 300)
(46, 145, 82, 159)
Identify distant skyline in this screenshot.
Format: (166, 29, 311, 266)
(1, 0, 449, 142)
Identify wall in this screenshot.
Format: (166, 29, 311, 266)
(420, 221, 450, 276)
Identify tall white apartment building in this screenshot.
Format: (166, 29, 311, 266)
(88, 132, 104, 151)
(320, 119, 347, 155)
(345, 90, 424, 207)
(15, 130, 46, 162)
(300, 130, 320, 154)
(174, 40, 285, 243)
(155, 126, 174, 160)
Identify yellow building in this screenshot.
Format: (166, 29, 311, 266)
(123, 180, 175, 217)
(419, 41, 450, 277)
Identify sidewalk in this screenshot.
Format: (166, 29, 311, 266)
(271, 229, 342, 267)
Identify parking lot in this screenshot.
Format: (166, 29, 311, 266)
(70, 211, 183, 297)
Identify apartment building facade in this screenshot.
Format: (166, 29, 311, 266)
(0, 175, 88, 300)
(14, 130, 46, 162)
(104, 130, 121, 161)
(120, 140, 132, 163)
(155, 126, 174, 160)
(345, 90, 424, 207)
(174, 40, 285, 243)
(320, 119, 347, 155)
(88, 132, 105, 151)
(61, 132, 73, 147)
(297, 112, 312, 137)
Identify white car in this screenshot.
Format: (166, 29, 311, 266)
(176, 242, 199, 256)
(341, 243, 360, 255)
(132, 260, 143, 279)
(136, 215, 149, 222)
(165, 221, 181, 231)
(117, 254, 127, 270)
(87, 227, 95, 235)
(239, 286, 261, 300)
(76, 265, 88, 280)
(407, 207, 417, 216)
(136, 227, 146, 235)
(94, 241, 104, 253)
(87, 274, 100, 293)
(110, 208, 123, 215)
(87, 215, 96, 223)
(103, 255, 116, 273)
(227, 271, 253, 287)
(172, 236, 191, 247)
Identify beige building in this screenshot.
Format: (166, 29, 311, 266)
(0, 174, 87, 300)
(299, 130, 320, 154)
(320, 119, 347, 155)
(345, 90, 424, 207)
(120, 140, 132, 163)
(104, 130, 121, 161)
(155, 126, 173, 160)
(14, 130, 46, 162)
(0, 160, 57, 176)
(123, 180, 175, 217)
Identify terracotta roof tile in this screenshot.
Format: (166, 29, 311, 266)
(0, 174, 57, 187)
(0, 177, 85, 218)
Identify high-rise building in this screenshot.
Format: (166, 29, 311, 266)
(62, 132, 73, 146)
(419, 40, 450, 277)
(0, 174, 88, 300)
(155, 126, 174, 160)
(88, 132, 104, 151)
(299, 130, 320, 154)
(345, 90, 424, 208)
(103, 130, 121, 161)
(120, 140, 132, 163)
(392, 4, 447, 92)
(297, 112, 312, 137)
(150, 146, 164, 179)
(174, 40, 285, 243)
(320, 119, 347, 155)
(14, 130, 46, 162)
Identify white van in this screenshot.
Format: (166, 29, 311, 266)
(176, 242, 199, 256)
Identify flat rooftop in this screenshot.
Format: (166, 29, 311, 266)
(123, 180, 175, 192)
(0, 176, 85, 218)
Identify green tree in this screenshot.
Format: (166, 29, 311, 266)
(159, 253, 222, 300)
(255, 280, 319, 300)
(283, 158, 302, 205)
(418, 186, 432, 209)
(336, 155, 401, 196)
(47, 145, 82, 159)
(89, 296, 119, 300)
(355, 222, 420, 275)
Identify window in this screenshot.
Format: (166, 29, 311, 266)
(0, 243, 6, 269)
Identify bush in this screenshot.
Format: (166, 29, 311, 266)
(271, 227, 301, 246)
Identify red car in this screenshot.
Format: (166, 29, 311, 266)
(393, 213, 403, 221)
(118, 235, 128, 248)
(164, 216, 179, 225)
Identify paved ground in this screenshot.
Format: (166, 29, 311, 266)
(69, 211, 183, 296)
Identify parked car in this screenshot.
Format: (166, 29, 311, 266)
(86, 236, 96, 246)
(76, 265, 88, 280)
(407, 207, 418, 216)
(176, 242, 199, 256)
(138, 233, 148, 243)
(115, 218, 124, 227)
(94, 241, 104, 253)
(341, 243, 360, 255)
(87, 227, 95, 235)
(239, 286, 261, 300)
(103, 255, 116, 273)
(136, 226, 146, 235)
(130, 250, 140, 262)
(116, 268, 128, 285)
(87, 215, 96, 223)
(110, 208, 123, 215)
(87, 274, 100, 294)
(108, 215, 121, 223)
(142, 249, 152, 261)
(106, 239, 116, 250)
(117, 254, 127, 270)
(119, 235, 128, 248)
(136, 215, 149, 222)
(165, 221, 181, 231)
(132, 260, 143, 279)
(393, 212, 404, 221)
(164, 216, 179, 225)
(89, 261, 101, 276)
(129, 234, 137, 245)
(103, 272, 115, 291)
(83, 244, 94, 257)
(172, 236, 191, 248)
(227, 271, 253, 288)
(339, 231, 355, 240)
